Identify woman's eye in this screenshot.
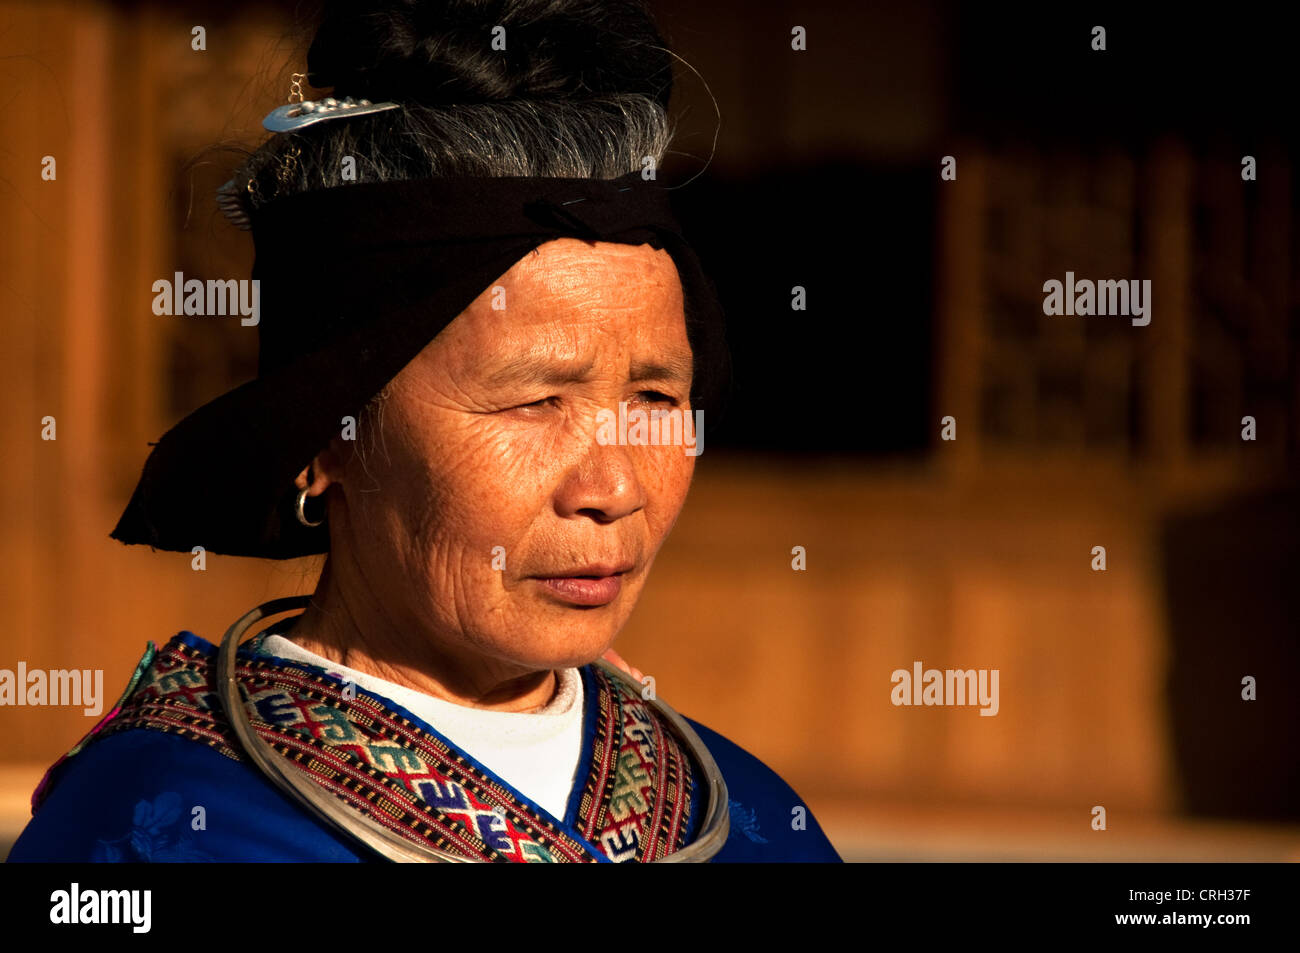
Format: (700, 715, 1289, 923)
(635, 391, 679, 405)
(515, 397, 557, 411)
(502, 392, 678, 413)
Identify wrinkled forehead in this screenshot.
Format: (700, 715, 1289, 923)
(414, 239, 692, 385)
(500, 238, 684, 314)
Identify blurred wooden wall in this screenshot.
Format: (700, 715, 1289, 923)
(0, 0, 306, 764)
(622, 459, 1175, 812)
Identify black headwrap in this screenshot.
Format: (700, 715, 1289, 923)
(110, 171, 731, 559)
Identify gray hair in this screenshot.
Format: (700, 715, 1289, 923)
(235, 95, 672, 208)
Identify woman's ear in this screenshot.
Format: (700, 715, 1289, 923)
(293, 452, 339, 493)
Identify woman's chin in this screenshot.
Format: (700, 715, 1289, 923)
(487, 627, 620, 671)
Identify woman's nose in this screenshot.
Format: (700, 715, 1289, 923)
(552, 440, 648, 523)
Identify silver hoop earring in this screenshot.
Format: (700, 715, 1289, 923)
(295, 487, 325, 527)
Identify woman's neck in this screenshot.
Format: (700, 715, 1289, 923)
(283, 560, 558, 714)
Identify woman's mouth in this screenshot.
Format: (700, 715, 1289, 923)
(533, 569, 628, 607)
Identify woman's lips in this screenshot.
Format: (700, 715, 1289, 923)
(535, 574, 624, 606)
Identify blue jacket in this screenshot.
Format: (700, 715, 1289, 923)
(8, 634, 841, 864)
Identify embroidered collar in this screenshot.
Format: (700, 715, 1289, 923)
(44, 633, 701, 863)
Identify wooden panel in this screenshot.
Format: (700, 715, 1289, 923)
(617, 460, 1175, 813)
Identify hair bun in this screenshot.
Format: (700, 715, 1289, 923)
(307, 0, 673, 110)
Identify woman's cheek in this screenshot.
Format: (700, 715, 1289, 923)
(489, 416, 587, 481)
(644, 440, 693, 497)
(434, 423, 563, 520)
(647, 456, 693, 543)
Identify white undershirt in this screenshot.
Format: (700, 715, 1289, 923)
(259, 634, 585, 821)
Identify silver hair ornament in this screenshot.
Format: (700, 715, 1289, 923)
(215, 97, 402, 230)
(262, 97, 401, 133)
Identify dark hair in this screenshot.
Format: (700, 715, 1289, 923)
(234, 0, 677, 209)
(308, 0, 674, 109)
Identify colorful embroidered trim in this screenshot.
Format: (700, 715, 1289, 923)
(58, 634, 697, 863)
(574, 664, 696, 861)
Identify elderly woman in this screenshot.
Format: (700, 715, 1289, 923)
(8, 0, 839, 863)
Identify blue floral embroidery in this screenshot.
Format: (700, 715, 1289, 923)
(727, 799, 769, 844)
(93, 792, 213, 862)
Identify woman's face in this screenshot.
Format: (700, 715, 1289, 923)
(320, 239, 696, 671)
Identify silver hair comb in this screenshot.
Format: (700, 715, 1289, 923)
(217, 75, 402, 230)
(262, 96, 401, 133)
